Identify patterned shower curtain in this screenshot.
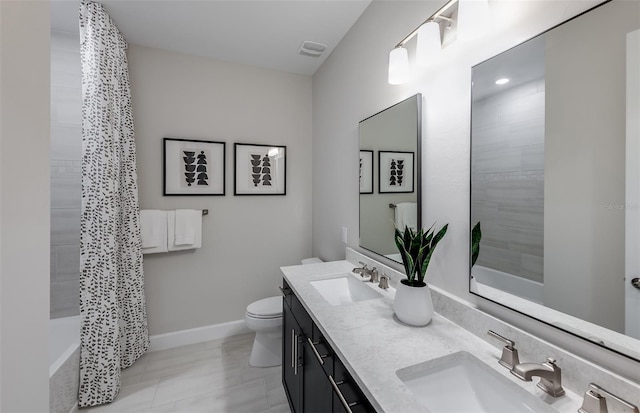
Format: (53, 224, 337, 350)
(78, 1, 149, 407)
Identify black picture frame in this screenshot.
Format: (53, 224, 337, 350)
(234, 143, 287, 196)
(378, 151, 414, 193)
(163, 137, 226, 196)
(359, 150, 374, 194)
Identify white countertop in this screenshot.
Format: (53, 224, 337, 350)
(281, 260, 583, 413)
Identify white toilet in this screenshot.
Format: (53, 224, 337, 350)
(245, 257, 323, 367)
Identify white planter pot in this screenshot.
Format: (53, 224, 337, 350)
(393, 280, 434, 326)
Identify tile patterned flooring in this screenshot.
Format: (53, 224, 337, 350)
(80, 333, 291, 413)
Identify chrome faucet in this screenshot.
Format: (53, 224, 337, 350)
(352, 262, 376, 279)
(511, 358, 565, 397)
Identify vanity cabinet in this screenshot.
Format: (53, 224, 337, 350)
(282, 279, 375, 413)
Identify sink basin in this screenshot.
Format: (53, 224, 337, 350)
(396, 352, 557, 413)
(310, 275, 381, 306)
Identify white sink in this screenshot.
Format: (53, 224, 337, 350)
(396, 351, 558, 413)
(310, 275, 382, 306)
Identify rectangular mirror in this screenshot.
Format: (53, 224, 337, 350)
(470, 0, 640, 362)
(360, 94, 421, 262)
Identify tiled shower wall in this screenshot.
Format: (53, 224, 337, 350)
(471, 78, 545, 283)
(50, 31, 81, 318)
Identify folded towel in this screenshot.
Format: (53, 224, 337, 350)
(168, 210, 202, 251)
(395, 202, 417, 232)
(140, 210, 168, 254)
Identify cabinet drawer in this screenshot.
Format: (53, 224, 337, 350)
(331, 358, 376, 413)
(310, 324, 334, 376)
(281, 279, 293, 309)
(291, 293, 313, 338)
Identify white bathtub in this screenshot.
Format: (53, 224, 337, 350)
(49, 315, 80, 413)
(472, 265, 543, 304)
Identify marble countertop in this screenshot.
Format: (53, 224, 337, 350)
(281, 260, 583, 413)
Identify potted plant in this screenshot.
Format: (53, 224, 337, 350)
(393, 223, 448, 326)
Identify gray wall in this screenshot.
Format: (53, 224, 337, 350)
(0, 1, 51, 410)
(128, 44, 313, 335)
(312, 0, 637, 376)
(50, 30, 82, 319)
(471, 78, 545, 284)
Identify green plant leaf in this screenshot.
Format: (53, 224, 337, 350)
(471, 221, 482, 267)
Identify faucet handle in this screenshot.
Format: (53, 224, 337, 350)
(358, 261, 368, 269)
(370, 267, 379, 283)
(487, 330, 520, 369)
(378, 273, 389, 290)
(579, 383, 640, 413)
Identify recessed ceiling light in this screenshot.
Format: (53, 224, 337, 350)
(495, 78, 510, 85)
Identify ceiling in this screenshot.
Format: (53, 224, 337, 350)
(50, 0, 371, 76)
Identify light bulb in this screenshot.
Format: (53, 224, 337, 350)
(388, 47, 410, 85)
(416, 21, 441, 67)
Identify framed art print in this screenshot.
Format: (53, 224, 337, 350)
(379, 151, 414, 193)
(359, 150, 373, 194)
(234, 143, 286, 195)
(163, 138, 225, 196)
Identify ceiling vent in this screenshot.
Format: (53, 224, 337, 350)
(298, 41, 327, 58)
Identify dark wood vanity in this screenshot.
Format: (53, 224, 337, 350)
(282, 279, 375, 413)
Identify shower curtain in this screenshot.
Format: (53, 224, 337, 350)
(78, 1, 149, 407)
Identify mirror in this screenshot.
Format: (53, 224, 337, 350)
(470, 0, 640, 361)
(359, 94, 421, 262)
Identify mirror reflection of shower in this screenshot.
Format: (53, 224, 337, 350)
(470, 0, 640, 360)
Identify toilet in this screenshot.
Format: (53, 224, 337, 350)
(245, 257, 323, 367)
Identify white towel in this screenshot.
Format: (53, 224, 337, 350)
(168, 210, 202, 251)
(395, 202, 417, 232)
(140, 210, 168, 254)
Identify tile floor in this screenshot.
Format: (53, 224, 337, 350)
(80, 333, 291, 413)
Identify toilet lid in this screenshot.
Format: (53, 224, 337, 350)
(247, 296, 282, 318)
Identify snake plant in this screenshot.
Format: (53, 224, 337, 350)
(394, 223, 448, 287)
(471, 222, 481, 267)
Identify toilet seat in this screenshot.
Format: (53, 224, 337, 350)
(246, 296, 282, 319)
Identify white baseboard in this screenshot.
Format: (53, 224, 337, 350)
(149, 319, 251, 352)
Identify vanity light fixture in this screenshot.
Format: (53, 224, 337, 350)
(495, 78, 510, 85)
(388, 0, 493, 85)
(416, 20, 442, 67)
(388, 46, 410, 85)
(388, 0, 457, 84)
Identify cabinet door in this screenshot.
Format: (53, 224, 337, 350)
(303, 338, 332, 413)
(282, 302, 303, 413)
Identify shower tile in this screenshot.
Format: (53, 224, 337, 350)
(54, 244, 80, 282)
(51, 208, 81, 246)
(50, 280, 79, 319)
(51, 172, 82, 210)
(51, 125, 82, 161)
(51, 86, 82, 125)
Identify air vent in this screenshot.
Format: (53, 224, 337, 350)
(298, 41, 327, 58)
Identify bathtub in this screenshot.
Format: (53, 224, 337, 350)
(49, 315, 80, 413)
(472, 265, 543, 304)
